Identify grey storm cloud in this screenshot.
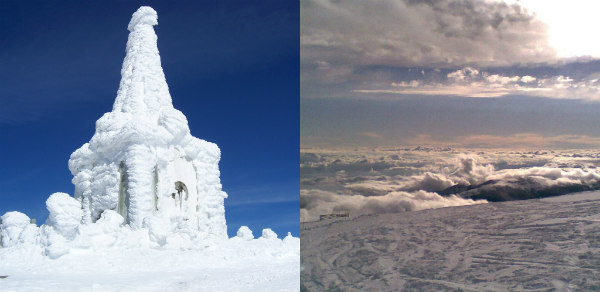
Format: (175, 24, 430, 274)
(301, 0, 555, 88)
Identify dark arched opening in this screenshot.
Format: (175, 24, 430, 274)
(117, 161, 129, 223)
(174, 181, 188, 210)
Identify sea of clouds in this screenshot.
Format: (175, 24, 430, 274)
(300, 147, 600, 221)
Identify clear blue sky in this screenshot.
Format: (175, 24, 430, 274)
(0, 0, 299, 237)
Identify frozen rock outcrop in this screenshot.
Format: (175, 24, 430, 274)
(0, 212, 37, 247)
(235, 226, 254, 241)
(68, 6, 227, 241)
(45, 192, 82, 240)
(260, 228, 278, 240)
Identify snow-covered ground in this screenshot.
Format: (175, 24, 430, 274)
(0, 227, 299, 292)
(301, 191, 600, 291)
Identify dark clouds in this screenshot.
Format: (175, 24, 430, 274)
(302, 0, 553, 67)
(301, 0, 559, 98)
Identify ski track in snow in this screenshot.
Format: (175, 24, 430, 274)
(301, 191, 600, 291)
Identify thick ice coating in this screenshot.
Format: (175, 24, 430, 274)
(0, 212, 36, 248)
(68, 6, 227, 241)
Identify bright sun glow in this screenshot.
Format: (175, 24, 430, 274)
(515, 0, 600, 58)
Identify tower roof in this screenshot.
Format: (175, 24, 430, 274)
(74, 7, 192, 157)
(113, 6, 173, 115)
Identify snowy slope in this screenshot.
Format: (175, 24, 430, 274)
(0, 231, 299, 292)
(301, 191, 600, 291)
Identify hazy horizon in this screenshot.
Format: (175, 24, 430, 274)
(301, 0, 600, 149)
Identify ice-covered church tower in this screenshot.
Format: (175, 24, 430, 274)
(68, 7, 227, 240)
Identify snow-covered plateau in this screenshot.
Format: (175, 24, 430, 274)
(0, 6, 298, 292)
(0, 221, 299, 292)
(301, 191, 600, 291)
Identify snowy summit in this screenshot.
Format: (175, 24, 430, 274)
(0, 7, 299, 291)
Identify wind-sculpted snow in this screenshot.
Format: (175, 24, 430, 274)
(301, 147, 600, 221)
(0, 225, 300, 292)
(0, 194, 300, 290)
(301, 191, 600, 291)
(45, 192, 83, 240)
(0, 212, 36, 248)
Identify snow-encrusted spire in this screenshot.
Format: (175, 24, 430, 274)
(113, 6, 172, 114)
(69, 6, 226, 239)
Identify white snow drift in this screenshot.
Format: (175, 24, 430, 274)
(301, 191, 600, 291)
(0, 7, 298, 291)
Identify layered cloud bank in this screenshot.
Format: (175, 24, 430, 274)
(301, 147, 600, 221)
(301, 0, 600, 101)
(302, 0, 554, 69)
(300, 189, 483, 222)
(355, 66, 600, 100)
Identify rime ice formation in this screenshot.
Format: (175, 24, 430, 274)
(0, 212, 37, 248)
(0, 6, 241, 251)
(68, 6, 227, 241)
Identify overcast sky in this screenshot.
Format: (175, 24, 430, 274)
(301, 0, 600, 148)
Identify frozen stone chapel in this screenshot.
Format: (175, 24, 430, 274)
(68, 6, 228, 239)
(0, 6, 246, 254)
